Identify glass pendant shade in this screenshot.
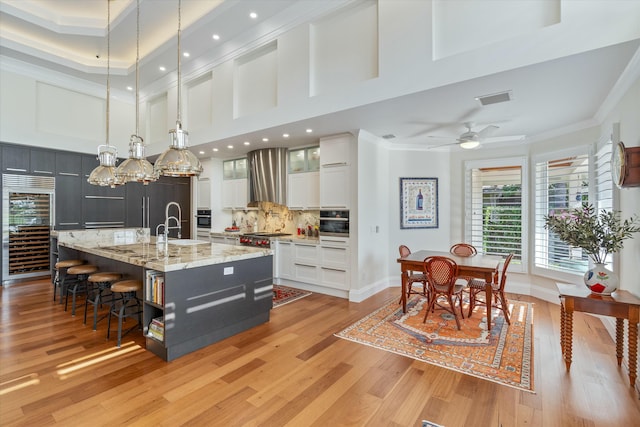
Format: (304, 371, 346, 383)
(88, 145, 123, 188)
(116, 135, 157, 184)
(154, 122, 203, 177)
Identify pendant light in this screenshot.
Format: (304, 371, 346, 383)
(154, 0, 203, 177)
(116, 0, 157, 185)
(88, 0, 123, 188)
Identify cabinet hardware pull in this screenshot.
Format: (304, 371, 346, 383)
(58, 172, 80, 177)
(321, 162, 347, 168)
(33, 170, 53, 174)
(59, 222, 80, 225)
(294, 263, 316, 268)
(6, 168, 27, 172)
(84, 195, 125, 200)
(321, 267, 346, 272)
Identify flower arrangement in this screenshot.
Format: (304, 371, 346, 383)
(544, 204, 640, 264)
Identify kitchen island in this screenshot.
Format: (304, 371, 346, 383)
(56, 228, 273, 361)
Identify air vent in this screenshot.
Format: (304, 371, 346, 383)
(476, 90, 513, 106)
(382, 134, 396, 140)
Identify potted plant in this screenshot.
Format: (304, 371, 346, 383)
(544, 204, 640, 295)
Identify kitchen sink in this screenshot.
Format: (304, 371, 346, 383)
(167, 239, 210, 246)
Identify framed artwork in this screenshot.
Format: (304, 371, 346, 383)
(400, 177, 438, 229)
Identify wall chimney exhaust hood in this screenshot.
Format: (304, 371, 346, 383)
(247, 148, 287, 207)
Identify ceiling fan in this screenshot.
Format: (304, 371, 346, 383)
(425, 122, 524, 149)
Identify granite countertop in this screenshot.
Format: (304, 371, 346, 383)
(58, 237, 272, 272)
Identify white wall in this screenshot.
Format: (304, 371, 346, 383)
(386, 148, 452, 282)
(601, 76, 640, 296)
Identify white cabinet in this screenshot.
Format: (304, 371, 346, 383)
(276, 239, 350, 291)
(320, 134, 352, 209)
(320, 134, 351, 166)
(287, 171, 320, 210)
(197, 178, 211, 208)
(319, 166, 350, 209)
(276, 241, 293, 279)
(222, 178, 248, 209)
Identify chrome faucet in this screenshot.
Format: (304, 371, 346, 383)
(164, 201, 182, 240)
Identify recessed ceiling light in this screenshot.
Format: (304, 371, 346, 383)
(227, 145, 233, 149)
(262, 137, 269, 142)
(213, 148, 219, 152)
(159, 66, 166, 71)
(183, 52, 190, 58)
(306, 129, 313, 133)
(249, 12, 258, 19)
(212, 34, 220, 40)
(244, 141, 250, 146)
(199, 151, 205, 155)
(126, 86, 133, 91)
(282, 133, 289, 138)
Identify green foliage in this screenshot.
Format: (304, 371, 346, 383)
(483, 205, 522, 256)
(544, 204, 640, 264)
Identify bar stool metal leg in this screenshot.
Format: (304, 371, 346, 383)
(107, 280, 143, 347)
(84, 272, 121, 330)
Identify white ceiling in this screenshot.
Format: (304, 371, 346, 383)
(1, 0, 640, 159)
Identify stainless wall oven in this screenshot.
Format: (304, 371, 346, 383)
(319, 210, 349, 237)
(196, 209, 212, 228)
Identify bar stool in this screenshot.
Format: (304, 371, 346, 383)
(84, 272, 121, 330)
(53, 259, 84, 303)
(64, 264, 98, 316)
(107, 280, 143, 347)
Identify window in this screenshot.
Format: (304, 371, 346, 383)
(533, 141, 613, 278)
(465, 157, 527, 273)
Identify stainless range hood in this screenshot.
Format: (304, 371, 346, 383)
(247, 148, 287, 207)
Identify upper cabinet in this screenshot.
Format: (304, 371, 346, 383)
(222, 158, 249, 210)
(320, 134, 353, 209)
(320, 135, 350, 166)
(289, 146, 320, 173)
(55, 152, 82, 176)
(29, 149, 56, 175)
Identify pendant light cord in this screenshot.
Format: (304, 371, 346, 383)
(135, 0, 140, 137)
(106, 0, 111, 146)
(176, 0, 182, 126)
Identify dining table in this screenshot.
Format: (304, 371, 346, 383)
(397, 250, 503, 330)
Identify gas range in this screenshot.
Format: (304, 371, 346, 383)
(239, 232, 291, 248)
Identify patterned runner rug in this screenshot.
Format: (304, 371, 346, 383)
(335, 295, 534, 392)
(272, 285, 312, 308)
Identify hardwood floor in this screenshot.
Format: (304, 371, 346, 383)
(1, 278, 639, 426)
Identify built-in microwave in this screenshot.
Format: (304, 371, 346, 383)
(196, 209, 212, 228)
(319, 210, 349, 236)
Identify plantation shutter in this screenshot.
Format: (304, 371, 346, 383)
(534, 153, 590, 274)
(466, 162, 524, 272)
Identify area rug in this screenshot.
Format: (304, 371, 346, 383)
(335, 296, 534, 392)
(272, 285, 312, 308)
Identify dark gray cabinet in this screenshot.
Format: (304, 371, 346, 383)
(55, 175, 82, 230)
(55, 152, 82, 176)
(82, 154, 126, 228)
(2, 144, 30, 173)
(30, 149, 56, 175)
(125, 176, 191, 238)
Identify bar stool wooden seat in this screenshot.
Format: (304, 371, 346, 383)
(107, 280, 143, 347)
(53, 259, 84, 303)
(64, 264, 98, 316)
(84, 272, 121, 330)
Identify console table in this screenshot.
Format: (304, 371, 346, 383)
(556, 282, 639, 387)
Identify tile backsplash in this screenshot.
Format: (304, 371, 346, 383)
(231, 202, 319, 235)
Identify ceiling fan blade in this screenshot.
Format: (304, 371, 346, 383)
(481, 135, 526, 143)
(477, 125, 499, 138)
(427, 135, 453, 140)
(426, 141, 459, 149)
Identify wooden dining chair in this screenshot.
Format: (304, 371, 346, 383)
(423, 256, 465, 330)
(450, 243, 477, 257)
(450, 243, 477, 285)
(467, 253, 514, 324)
(398, 245, 428, 301)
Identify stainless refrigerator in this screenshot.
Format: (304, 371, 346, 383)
(2, 174, 54, 285)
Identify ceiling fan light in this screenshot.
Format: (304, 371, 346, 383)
(460, 140, 480, 149)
